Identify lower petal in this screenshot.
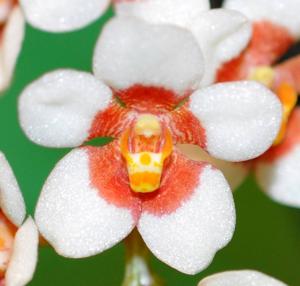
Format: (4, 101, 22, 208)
(138, 152, 235, 274)
(35, 146, 138, 258)
(255, 109, 300, 207)
(198, 270, 286, 286)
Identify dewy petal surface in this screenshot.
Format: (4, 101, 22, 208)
(35, 147, 137, 258)
(114, 0, 209, 27)
(189, 81, 282, 162)
(198, 270, 287, 286)
(255, 108, 300, 208)
(0, 152, 26, 227)
(0, 6, 25, 92)
(93, 17, 204, 96)
(5, 217, 38, 286)
(224, 0, 300, 38)
(19, 70, 113, 148)
(20, 0, 110, 32)
(138, 162, 235, 274)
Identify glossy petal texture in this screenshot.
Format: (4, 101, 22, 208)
(0, 152, 26, 227)
(190, 9, 251, 86)
(138, 165, 235, 274)
(20, 0, 110, 32)
(115, 0, 209, 27)
(35, 147, 136, 258)
(275, 55, 300, 93)
(177, 144, 249, 190)
(255, 109, 300, 208)
(93, 17, 204, 96)
(19, 70, 113, 148)
(5, 217, 38, 286)
(0, 6, 25, 92)
(224, 0, 300, 38)
(198, 270, 287, 286)
(189, 81, 282, 161)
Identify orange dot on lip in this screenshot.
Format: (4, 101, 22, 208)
(140, 153, 151, 165)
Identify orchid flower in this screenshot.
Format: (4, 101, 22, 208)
(124, 0, 300, 208)
(0, 0, 24, 92)
(0, 152, 38, 286)
(212, 0, 300, 208)
(198, 270, 287, 286)
(18, 16, 281, 276)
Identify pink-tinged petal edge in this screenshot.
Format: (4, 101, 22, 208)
(19, 69, 113, 148)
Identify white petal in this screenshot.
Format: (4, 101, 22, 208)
(19, 69, 112, 148)
(0, 6, 25, 92)
(93, 16, 204, 96)
(198, 270, 287, 286)
(224, 0, 300, 38)
(189, 9, 251, 86)
(0, 152, 26, 226)
(177, 144, 248, 190)
(256, 144, 300, 208)
(20, 0, 110, 32)
(138, 165, 235, 275)
(115, 0, 209, 27)
(189, 81, 282, 162)
(5, 217, 39, 286)
(35, 148, 135, 258)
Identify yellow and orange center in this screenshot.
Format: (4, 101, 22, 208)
(249, 66, 298, 145)
(120, 114, 173, 193)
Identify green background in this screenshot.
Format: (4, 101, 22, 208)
(0, 4, 299, 286)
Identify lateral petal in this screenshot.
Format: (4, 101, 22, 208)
(189, 81, 282, 161)
(19, 70, 113, 148)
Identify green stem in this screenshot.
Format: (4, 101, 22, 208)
(122, 230, 164, 286)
